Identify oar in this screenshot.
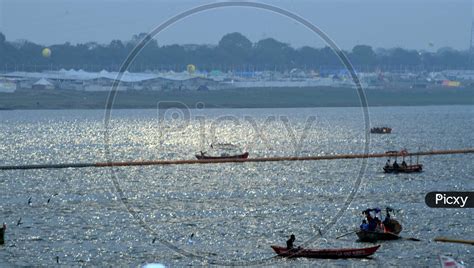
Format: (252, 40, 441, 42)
(336, 230, 357, 239)
(402, 237, 421, 241)
(434, 237, 474, 245)
(387, 231, 421, 241)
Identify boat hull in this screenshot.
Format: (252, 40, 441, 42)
(195, 152, 249, 160)
(371, 127, 392, 134)
(270, 245, 380, 259)
(383, 164, 422, 173)
(356, 231, 400, 242)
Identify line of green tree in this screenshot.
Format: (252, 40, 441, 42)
(0, 32, 471, 72)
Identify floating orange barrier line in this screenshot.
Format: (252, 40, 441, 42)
(434, 237, 474, 245)
(1, 149, 473, 170)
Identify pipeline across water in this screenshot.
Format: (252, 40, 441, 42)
(0, 148, 472, 171)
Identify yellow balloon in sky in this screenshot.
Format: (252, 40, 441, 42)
(187, 64, 196, 74)
(42, 48, 51, 58)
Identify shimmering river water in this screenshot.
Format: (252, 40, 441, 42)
(0, 106, 472, 266)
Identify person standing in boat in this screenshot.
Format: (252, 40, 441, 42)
(286, 234, 296, 249)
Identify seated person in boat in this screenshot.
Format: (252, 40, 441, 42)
(383, 219, 394, 233)
(372, 208, 385, 232)
(374, 217, 384, 232)
(383, 208, 391, 224)
(385, 159, 391, 168)
(392, 160, 400, 170)
(286, 234, 296, 249)
(364, 208, 388, 232)
(363, 209, 377, 231)
(401, 160, 407, 168)
(360, 220, 369, 231)
(382, 207, 401, 233)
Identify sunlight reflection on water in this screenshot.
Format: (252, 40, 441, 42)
(0, 106, 472, 266)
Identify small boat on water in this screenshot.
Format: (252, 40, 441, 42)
(357, 207, 403, 242)
(383, 164, 422, 173)
(356, 230, 400, 242)
(371, 127, 392, 134)
(270, 245, 380, 258)
(195, 151, 249, 160)
(383, 149, 423, 173)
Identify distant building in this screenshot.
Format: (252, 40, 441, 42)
(0, 78, 17, 93)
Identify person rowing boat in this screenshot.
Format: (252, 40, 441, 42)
(273, 234, 380, 259)
(286, 234, 296, 249)
(271, 244, 381, 258)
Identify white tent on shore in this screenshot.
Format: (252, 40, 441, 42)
(33, 78, 54, 89)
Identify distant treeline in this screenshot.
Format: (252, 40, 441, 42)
(0, 32, 471, 72)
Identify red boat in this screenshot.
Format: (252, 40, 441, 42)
(270, 245, 380, 259)
(195, 151, 249, 160)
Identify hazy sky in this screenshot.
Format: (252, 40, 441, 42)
(0, 0, 472, 51)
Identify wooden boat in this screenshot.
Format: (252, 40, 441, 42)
(356, 230, 400, 242)
(383, 149, 422, 173)
(371, 127, 392, 134)
(195, 152, 249, 160)
(270, 245, 380, 258)
(383, 164, 422, 173)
